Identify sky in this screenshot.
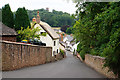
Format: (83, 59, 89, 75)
(0, 0, 77, 14)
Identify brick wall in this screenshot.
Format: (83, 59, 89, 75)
(85, 54, 117, 78)
(2, 41, 52, 71)
(2, 36, 17, 42)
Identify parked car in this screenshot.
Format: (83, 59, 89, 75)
(21, 39, 46, 46)
(21, 40, 28, 43)
(29, 39, 33, 44)
(32, 39, 46, 46)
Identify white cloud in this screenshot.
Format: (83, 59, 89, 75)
(0, 0, 77, 14)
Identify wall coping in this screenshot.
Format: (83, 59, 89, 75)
(0, 40, 52, 48)
(85, 54, 105, 60)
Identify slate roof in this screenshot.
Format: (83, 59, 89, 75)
(39, 21, 60, 40)
(0, 22, 18, 36)
(65, 35, 74, 42)
(71, 42, 76, 46)
(59, 41, 66, 47)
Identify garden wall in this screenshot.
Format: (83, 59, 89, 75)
(84, 54, 117, 78)
(2, 41, 53, 71)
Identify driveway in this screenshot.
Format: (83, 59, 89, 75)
(2, 51, 105, 78)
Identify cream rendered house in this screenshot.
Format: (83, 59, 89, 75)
(33, 11, 60, 56)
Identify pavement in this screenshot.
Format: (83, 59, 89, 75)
(2, 51, 105, 78)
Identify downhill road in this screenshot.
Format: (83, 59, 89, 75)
(3, 51, 105, 78)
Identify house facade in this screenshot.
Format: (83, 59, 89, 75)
(59, 41, 66, 51)
(0, 22, 18, 42)
(33, 11, 60, 56)
(63, 35, 74, 50)
(72, 42, 80, 54)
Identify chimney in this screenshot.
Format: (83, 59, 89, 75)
(60, 33, 63, 41)
(36, 11, 40, 24)
(64, 34, 67, 37)
(32, 16, 36, 22)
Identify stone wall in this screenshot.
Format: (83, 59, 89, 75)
(2, 41, 52, 71)
(2, 36, 17, 42)
(84, 54, 117, 78)
(77, 53, 83, 62)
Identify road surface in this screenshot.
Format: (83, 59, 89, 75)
(2, 51, 105, 78)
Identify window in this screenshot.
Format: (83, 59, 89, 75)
(54, 41, 56, 46)
(57, 49, 58, 53)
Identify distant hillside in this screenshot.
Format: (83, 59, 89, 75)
(27, 9, 74, 27)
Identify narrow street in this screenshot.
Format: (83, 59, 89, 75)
(3, 51, 105, 78)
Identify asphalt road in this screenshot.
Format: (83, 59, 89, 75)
(2, 51, 105, 78)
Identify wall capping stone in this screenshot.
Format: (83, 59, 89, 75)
(1, 40, 52, 48)
(86, 54, 105, 60)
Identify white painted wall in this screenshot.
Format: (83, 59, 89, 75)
(73, 42, 79, 51)
(71, 42, 80, 54)
(59, 43, 65, 51)
(53, 39, 60, 55)
(63, 37, 67, 42)
(34, 24, 59, 56)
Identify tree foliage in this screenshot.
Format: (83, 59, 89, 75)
(27, 9, 74, 27)
(2, 4, 14, 28)
(66, 27, 73, 34)
(61, 25, 70, 32)
(73, 2, 120, 77)
(17, 26, 40, 41)
(15, 7, 31, 30)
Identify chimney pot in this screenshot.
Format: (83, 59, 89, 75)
(36, 11, 40, 24)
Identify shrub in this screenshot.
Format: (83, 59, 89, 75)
(103, 28, 120, 77)
(90, 49, 100, 56)
(17, 26, 40, 41)
(60, 49, 64, 55)
(41, 32, 47, 36)
(79, 50, 86, 60)
(77, 43, 82, 53)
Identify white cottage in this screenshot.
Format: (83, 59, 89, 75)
(33, 11, 60, 56)
(63, 35, 73, 49)
(72, 42, 80, 53)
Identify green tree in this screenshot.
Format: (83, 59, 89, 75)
(74, 1, 120, 77)
(2, 4, 14, 28)
(103, 28, 120, 77)
(73, 2, 109, 57)
(27, 9, 74, 27)
(17, 26, 40, 41)
(61, 25, 70, 32)
(66, 27, 73, 34)
(15, 7, 31, 30)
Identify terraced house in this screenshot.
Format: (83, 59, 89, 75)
(0, 22, 18, 42)
(32, 11, 60, 56)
